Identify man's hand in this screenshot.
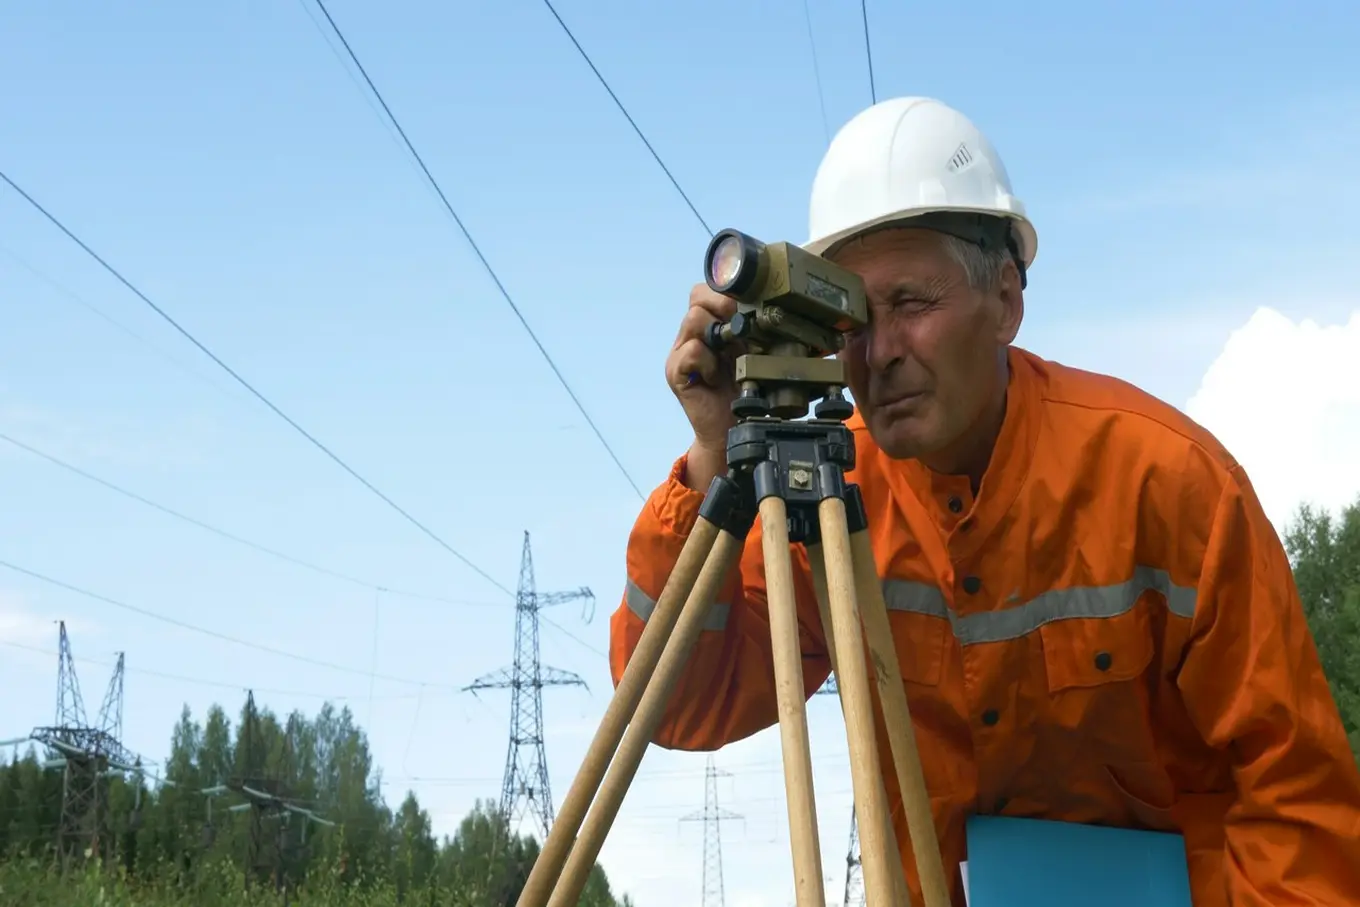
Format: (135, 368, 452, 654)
(665, 283, 742, 493)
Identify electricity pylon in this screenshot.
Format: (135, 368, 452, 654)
(843, 808, 865, 907)
(29, 621, 144, 871)
(463, 531, 593, 841)
(203, 690, 332, 900)
(680, 755, 744, 907)
(815, 676, 864, 907)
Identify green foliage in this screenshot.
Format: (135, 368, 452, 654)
(1285, 493, 1360, 758)
(0, 696, 633, 907)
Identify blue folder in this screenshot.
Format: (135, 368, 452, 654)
(963, 815, 1193, 906)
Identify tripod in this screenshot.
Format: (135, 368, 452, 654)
(515, 371, 952, 907)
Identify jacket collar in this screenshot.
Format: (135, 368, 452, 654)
(852, 346, 1042, 558)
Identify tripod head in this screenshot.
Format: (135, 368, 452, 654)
(701, 229, 870, 422)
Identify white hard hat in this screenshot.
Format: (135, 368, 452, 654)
(805, 96, 1037, 276)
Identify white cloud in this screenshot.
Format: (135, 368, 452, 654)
(1185, 305, 1360, 531)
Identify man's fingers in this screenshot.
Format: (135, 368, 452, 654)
(689, 284, 738, 321)
(673, 284, 737, 346)
(668, 284, 741, 391)
(668, 338, 721, 390)
(682, 303, 721, 347)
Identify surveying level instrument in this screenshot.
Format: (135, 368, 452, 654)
(514, 230, 951, 907)
(702, 228, 866, 421)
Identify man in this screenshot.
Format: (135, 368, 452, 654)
(609, 96, 1360, 905)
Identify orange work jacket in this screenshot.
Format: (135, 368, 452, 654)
(610, 345, 1360, 906)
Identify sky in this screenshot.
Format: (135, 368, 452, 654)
(1, 1, 1358, 906)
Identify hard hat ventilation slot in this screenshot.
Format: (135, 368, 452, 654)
(946, 143, 974, 173)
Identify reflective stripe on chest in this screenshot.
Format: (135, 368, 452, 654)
(621, 565, 1196, 641)
(884, 566, 1196, 646)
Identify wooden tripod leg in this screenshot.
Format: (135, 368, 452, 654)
(807, 540, 910, 906)
(544, 528, 746, 907)
(815, 496, 900, 907)
(849, 529, 951, 907)
(757, 494, 826, 907)
(516, 516, 723, 907)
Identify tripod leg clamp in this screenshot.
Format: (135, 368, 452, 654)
(699, 473, 757, 539)
(843, 484, 868, 535)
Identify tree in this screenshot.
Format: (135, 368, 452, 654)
(0, 692, 637, 907)
(1284, 494, 1360, 758)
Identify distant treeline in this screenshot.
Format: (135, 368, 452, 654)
(0, 695, 631, 907)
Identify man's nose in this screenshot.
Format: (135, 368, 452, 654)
(863, 323, 904, 373)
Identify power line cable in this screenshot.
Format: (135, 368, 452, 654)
(860, 0, 877, 104)
(0, 169, 512, 598)
(801, 0, 833, 144)
(0, 638, 419, 703)
(392, 750, 853, 788)
(0, 431, 596, 672)
(292, 0, 415, 171)
(1, 243, 232, 398)
(538, 0, 712, 237)
(367, 587, 382, 726)
(0, 558, 465, 689)
(306, 0, 643, 501)
(541, 612, 604, 657)
(401, 684, 426, 774)
(0, 431, 500, 609)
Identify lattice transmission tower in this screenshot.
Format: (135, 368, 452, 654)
(29, 620, 144, 871)
(680, 755, 744, 907)
(200, 690, 332, 901)
(842, 806, 865, 907)
(464, 531, 593, 840)
(815, 675, 864, 907)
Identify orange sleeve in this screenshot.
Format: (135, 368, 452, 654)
(1175, 464, 1360, 900)
(608, 454, 832, 750)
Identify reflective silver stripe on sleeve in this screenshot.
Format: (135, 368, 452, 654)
(625, 564, 1196, 645)
(623, 578, 730, 632)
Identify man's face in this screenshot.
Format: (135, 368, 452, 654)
(830, 227, 1023, 463)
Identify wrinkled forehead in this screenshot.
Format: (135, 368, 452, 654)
(826, 227, 960, 297)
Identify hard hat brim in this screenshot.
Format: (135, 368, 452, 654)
(805, 205, 1038, 271)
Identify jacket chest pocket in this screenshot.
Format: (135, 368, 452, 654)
(879, 579, 949, 688)
(883, 605, 957, 797)
(1036, 594, 1161, 764)
(887, 609, 948, 687)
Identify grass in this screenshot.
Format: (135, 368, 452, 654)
(0, 858, 443, 907)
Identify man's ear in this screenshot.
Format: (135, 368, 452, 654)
(994, 259, 1025, 345)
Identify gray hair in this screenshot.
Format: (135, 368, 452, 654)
(939, 233, 1014, 293)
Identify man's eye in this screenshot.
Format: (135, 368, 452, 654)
(893, 297, 934, 312)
